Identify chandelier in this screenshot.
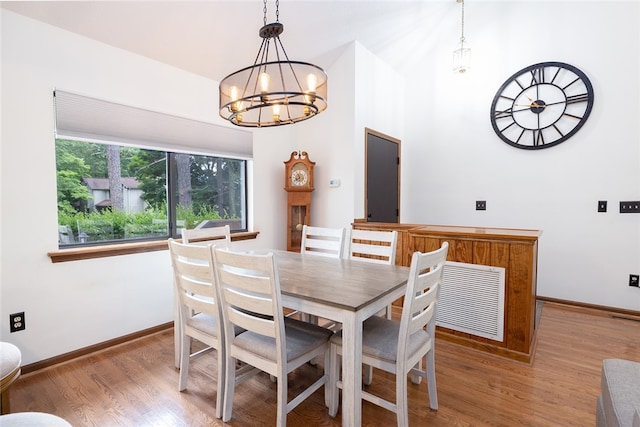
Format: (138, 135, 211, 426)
(219, 0, 328, 128)
(453, 0, 471, 73)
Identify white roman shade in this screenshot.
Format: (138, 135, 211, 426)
(53, 90, 253, 159)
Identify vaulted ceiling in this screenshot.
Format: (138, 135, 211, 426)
(2, 1, 462, 81)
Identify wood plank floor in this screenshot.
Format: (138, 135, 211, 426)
(8, 302, 640, 426)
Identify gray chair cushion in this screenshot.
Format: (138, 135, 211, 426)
(187, 313, 243, 337)
(330, 315, 430, 364)
(601, 359, 640, 427)
(0, 412, 72, 426)
(186, 313, 219, 337)
(233, 318, 332, 362)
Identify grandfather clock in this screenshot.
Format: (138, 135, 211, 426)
(284, 151, 315, 252)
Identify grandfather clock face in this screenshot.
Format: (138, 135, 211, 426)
(290, 162, 309, 187)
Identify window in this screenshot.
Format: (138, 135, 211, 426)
(56, 139, 247, 246)
(53, 90, 252, 248)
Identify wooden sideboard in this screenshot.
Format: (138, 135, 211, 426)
(352, 222, 542, 363)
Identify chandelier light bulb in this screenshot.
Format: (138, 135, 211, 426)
(306, 73, 317, 93)
(453, 39, 471, 74)
(229, 86, 243, 113)
(260, 72, 271, 93)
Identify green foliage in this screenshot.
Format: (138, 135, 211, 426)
(56, 151, 93, 214)
(58, 204, 233, 243)
(128, 149, 167, 207)
(176, 203, 224, 229)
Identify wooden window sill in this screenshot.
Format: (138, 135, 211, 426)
(48, 231, 259, 263)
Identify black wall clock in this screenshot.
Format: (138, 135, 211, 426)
(490, 61, 594, 150)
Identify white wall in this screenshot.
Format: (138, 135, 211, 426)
(403, 1, 640, 310)
(0, 10, 267, 364)
(353, 42, 405, 221)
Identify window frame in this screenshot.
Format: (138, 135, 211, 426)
(48, 231, 259, 263)
(52, 90, 255, 260)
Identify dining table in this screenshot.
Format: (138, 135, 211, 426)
(274, 250, 409, 427)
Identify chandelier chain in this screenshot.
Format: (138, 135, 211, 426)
(263, 0, 267, 26)
(263, 0, 280, 26)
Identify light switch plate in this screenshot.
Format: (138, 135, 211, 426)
(598, 201, 607, 212)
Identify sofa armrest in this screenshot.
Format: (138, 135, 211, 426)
(601, 359, 640, 427)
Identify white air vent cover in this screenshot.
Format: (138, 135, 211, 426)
(436, 261, 505, 342)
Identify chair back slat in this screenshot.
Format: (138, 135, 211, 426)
(408, 288, 438, 336)
(182, 225, 231, 247)
(227, 307, 276, 338)
(348, 229, 398, 265)
(221, 276, 275, 317)
(301, 225, 346, 258)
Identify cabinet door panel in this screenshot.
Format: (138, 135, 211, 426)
(450, 239, 473, 263)
(473, 241, 491, 265)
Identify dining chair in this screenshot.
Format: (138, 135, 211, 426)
(173, 225, 231, 368)
(168, 239, 232, 418)
(328, 242, 449, 426)
(347, 229, 398, 319)
(211, 247, 334, 427)
(346, 228, 399, 385)
(297, 225, 346, 326)
(300, 225, 346, 258)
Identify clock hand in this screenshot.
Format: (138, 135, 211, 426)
(512, 102, 545, 112)
(517, 99, 569, 110)
(541, 100, 567, 107)
(514, 102, 542, 108)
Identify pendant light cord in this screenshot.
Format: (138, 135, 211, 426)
(460, 0, 466, 43)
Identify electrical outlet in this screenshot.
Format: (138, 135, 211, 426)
(619, 201, 640, 213)
(630, 274, 639, 288)
(598, 201, 607, 213)
(9, 312, 25, 333)
(476, 200, 486, 211)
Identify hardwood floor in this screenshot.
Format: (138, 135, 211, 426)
(8, 302, 640, 426)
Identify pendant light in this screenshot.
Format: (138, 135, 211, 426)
(219, 0, 328, 127)
(453, 0, 471, 73)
